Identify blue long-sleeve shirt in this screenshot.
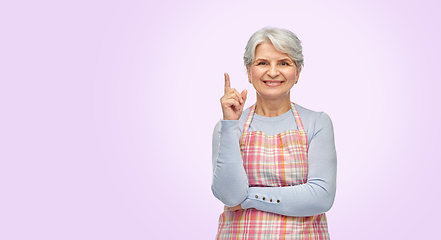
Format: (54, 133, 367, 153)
(211, 103, 337, 217)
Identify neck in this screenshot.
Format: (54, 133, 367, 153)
(255, 94, 291, 117)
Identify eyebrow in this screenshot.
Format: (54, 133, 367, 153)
(278, 58, 294, 62)
(254, 57, 293, 62)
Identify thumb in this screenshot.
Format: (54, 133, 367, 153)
(241, 89, 248, 104)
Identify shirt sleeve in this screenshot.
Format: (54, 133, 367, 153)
(240, 112, 337, 217)
(211, 120, 249, 207)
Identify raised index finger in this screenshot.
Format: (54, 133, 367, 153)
(224, 73, 231, 94)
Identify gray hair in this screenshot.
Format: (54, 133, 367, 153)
(244, 27, 304, 71)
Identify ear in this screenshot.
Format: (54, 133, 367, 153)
(246, 66, 252, 83)
(295, 67, 302, 84)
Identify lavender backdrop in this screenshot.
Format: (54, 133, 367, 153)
(1, 0, 440, 239)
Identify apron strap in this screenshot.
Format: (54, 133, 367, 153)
(242, 104, 256, 134)
(291, 102, 306, 133)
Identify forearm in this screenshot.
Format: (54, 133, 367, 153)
(241, 179, 335, 217)
(211, 120, 249, 207)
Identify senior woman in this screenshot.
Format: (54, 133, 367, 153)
(211, 27, 337, 239)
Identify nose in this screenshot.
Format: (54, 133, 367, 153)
(267, 65, 279, 78)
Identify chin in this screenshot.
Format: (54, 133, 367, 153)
(257, 91, 290, 100)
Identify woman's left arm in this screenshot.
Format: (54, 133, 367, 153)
(240, 112, 337, 217)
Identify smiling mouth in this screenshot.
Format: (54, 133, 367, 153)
(263, 81, 284, 85)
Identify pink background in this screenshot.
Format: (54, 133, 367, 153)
(1, 0, 440, 239)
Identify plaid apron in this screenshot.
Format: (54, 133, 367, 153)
(216, 102, 329, 240)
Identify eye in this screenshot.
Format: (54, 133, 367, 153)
(281, 62, 289, 66)
(257, 62, 267, 66)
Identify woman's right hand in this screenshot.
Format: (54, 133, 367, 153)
(220, 73, 247, 120)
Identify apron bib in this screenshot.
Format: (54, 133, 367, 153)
(216, 102, 329, 240)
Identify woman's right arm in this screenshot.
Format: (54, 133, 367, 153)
(211, 120, 249, 207)
(212, 73, 249, 207)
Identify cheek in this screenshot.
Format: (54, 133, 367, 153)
(282, 69, 298, 80)
(251, 68, 265, 80)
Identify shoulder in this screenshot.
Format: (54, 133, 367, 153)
(295, 103, 334, 138)
(295, 103, 332, 124)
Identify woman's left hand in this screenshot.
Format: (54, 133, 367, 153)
(228, 204, 243, 211)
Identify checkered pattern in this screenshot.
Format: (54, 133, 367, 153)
(216, 103, 329, 239)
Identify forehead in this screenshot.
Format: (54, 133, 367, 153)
(255, 42, 290, 60)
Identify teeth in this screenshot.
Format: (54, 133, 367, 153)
(265, 81, 282, 84)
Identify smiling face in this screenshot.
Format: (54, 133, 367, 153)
(247, 42, 301, 101)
